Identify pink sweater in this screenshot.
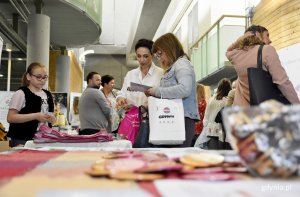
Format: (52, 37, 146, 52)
(226, 40, 299, 106)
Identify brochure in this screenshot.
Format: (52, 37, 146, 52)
(129, 82, 152, 92)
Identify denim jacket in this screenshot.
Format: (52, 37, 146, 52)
(154, 56, 200, 120)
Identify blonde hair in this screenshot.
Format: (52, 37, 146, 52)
(196, 84, 205, 98)
(204, 86, 211, 101)
(152, 33, 188, 70)
(239, 36, 264, 49)
(196, 84, 211, 102)
(239, 25, 268, 49)
(21, 62, 46, 86)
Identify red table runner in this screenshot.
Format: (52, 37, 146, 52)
(0, 150, 65, 183)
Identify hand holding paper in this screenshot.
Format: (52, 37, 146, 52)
(145, 87, 156, 97)
(130, 82, 152, 92)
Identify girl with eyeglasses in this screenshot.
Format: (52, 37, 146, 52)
(7, 62, 56, 147)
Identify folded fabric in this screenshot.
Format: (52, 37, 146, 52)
(33, 124, 113, 143)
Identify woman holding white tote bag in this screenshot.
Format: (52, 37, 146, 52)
(145, 33, 199, 147)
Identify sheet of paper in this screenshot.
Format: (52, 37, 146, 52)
(0, 91, 14, 130)
(130, 82, 151, 92)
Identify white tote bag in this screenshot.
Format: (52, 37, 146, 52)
(148, 96, 185, 145)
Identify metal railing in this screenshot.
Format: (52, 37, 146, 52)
(190, 15, 246, 81)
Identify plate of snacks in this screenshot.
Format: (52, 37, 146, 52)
(222, 100, 300, 177)
(179, 153, 224, 167)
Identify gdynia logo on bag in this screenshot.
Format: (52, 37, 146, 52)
(159, 107, 174, 118)
(163, 107, 170, 113)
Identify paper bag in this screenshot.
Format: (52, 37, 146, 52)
(148, 96, 185, 145)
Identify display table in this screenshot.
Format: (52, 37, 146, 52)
(24, 139, 132, 150)
(0, 149, 299, 197)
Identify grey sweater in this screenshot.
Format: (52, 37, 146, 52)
(79, 87, 111, 131)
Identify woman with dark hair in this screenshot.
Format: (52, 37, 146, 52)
(117, 38, 163, 108)
(194, 78, 232, 149)
(226, 25, 299, 106)
(101, 75, 121, 132)
(145, 33, 199, 147)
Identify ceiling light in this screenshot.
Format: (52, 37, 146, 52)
(6, 43, 12, 52)
(79, 50, 94, 62)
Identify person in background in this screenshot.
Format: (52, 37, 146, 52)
(7, 62, 56, 147)
(117, 39, 164, 108)
(226, 25, 299, 106)
(226, 80, 236, 106)
(79, 72, 111, 135)
(145, 33, 199, 147)
(194, 78, 232, 149)
(53, 99, 68, 126)
(214, 79, 237, 150)
(101, 75, 121, 133)
(192, 84, 211, 146)
(69, 96, 80, 129)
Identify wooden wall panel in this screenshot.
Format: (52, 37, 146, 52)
(49, 51, 60, 92)
(252, 0, 300, 49)
(68, 51, 83, 93)
(49, 50, 82, 93)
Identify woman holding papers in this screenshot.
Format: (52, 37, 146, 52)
(145, 33, 199, 147)
(117, 39, 164, 108)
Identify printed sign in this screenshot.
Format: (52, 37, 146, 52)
(0, 91, 14, 131)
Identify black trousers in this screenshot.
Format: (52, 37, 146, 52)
(79, 128, 100, 135)
(9, 138, 27, 147)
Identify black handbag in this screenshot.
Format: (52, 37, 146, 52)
(247, 45, 291, 105)
(132, 106, 153, 148)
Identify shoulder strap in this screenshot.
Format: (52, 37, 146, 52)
(257, 44, 264, 69)
(111, 90, 117, 98)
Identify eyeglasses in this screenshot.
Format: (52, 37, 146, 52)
(30, 74, 48, 81)
(155, 50, 163, 59)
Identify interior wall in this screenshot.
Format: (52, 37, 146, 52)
(252, 0, 300, 98)
(84, 54, 128, 90)
(157, 0, 245, 53)
(69, 51, 83, 93)
(253, 0, 300, 49)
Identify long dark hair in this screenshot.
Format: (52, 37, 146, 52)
(216, 78, 232, 100)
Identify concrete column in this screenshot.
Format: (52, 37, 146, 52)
(26, 14, 50, 87)
(55, 55, 70, 92)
